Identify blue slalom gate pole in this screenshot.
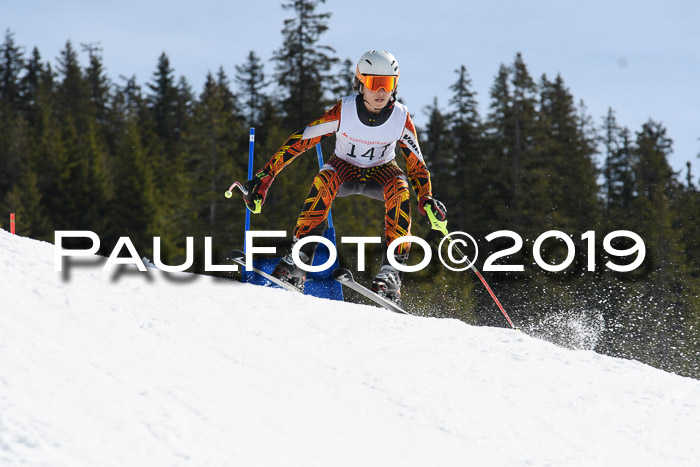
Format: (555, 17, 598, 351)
(315, 144, 334, 229)
(237, 135, 342, 301)
(241, 128, 255, 282)
(245, 128, 255, 240)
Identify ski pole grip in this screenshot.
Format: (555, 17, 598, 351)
(247, 199, 262, 214)
(426, 205, 449, 236)
(224, 181, 262, 213)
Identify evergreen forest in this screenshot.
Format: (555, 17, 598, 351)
(1, 1, 698, 378)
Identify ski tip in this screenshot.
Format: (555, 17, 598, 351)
(332, 268, 353, 282)
(230, 249, 245, 261)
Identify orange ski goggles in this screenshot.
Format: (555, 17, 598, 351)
(356, 72, 398, 92)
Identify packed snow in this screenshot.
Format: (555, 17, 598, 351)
(1, 229, 699, 466)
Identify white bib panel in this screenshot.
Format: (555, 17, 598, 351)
(334, 96, 408, 168)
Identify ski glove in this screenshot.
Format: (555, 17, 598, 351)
(418, 196, 447, 222)
(241, 169, 274, 214)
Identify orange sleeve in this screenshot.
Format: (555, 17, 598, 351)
(399, 113, 433, 199)
(262, 101, 342, 178)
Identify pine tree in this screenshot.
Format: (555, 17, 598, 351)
(596, 109, 639, 354)
(147, 53, 182, 149)
(483, 55, 539, 232)
(537, 74, 599, 232)
(273, 0, 338, 130)
(30, 59, 66, 236)
(524, 75, 603, 339)
(509, 53, 540, 234)
(0, 41, 52, 237)
(483, 56, 602, 329)
(482, 63, 513, 226)
(334, 58, 355, 96)
(81, 42, 111, 129)
(481, 55, 540, 321)
(447, 65, 484, 233)
(4, 116, 51, 237)
(422, 97, 453, 192)
(235, 50, 268, 129)
(0, 30, 26, 213)
(19, 47, 42, 120)
(144, 53, 192, 261)
(104, 76, 158, 254)
(175, 75, 194, 142)
(184, 70, 244, 246)
(50, 41, 109, 233)
(55, 41, 87, 122)
(675, 163, 700, 376)
(602, 109, 634, 212)
(0, 29, 24, 109)
(622, 120, 699, 375)
(678, 162, 700, 276)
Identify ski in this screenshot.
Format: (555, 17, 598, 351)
(332, 268, 409, 315)
(230, 250, 302, 293)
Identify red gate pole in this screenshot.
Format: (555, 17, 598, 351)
(426, 207, 516, 330)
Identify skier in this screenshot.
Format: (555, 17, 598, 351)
(241, 49, 446, 304)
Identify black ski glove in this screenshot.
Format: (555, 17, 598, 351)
(241, 169, 274, 214)
(418, 196, 447, 222)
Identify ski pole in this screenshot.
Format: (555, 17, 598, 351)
(224, 128, 261, 214)
(225, 180, 245, 198)
(224, 180, 262, 213)
(426, 206, 516, 330)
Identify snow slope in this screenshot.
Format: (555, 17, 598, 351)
(1, 229, 699, 467)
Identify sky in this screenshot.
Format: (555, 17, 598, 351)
(3, 0, 699, 179)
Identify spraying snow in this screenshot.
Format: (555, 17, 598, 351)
(1, 229, 699, 466)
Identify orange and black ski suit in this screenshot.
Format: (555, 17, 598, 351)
(260, 95, 433, 256)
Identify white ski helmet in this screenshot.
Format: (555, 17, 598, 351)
(354, 50, 400, 93)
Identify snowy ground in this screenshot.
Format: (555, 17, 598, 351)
(1, 229, 699, 466)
